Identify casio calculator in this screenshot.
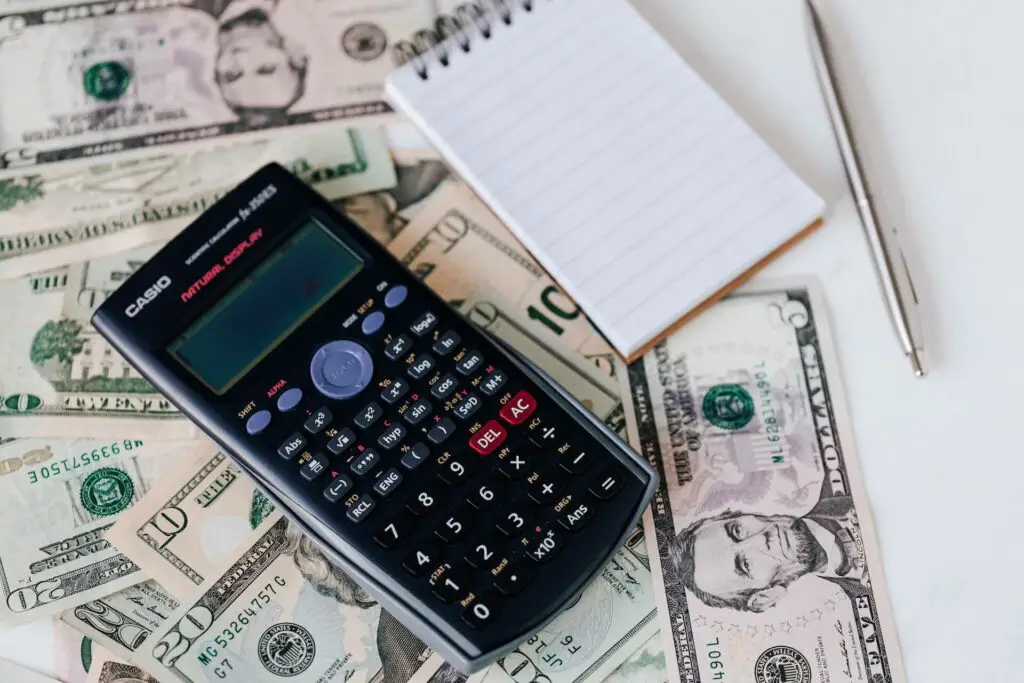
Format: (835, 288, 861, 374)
(92, 163, 656, 673)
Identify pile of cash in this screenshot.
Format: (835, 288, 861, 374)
(0, 1, 906, 682)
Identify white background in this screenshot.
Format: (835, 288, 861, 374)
(2, 0, 1020, 681)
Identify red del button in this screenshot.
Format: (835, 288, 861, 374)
(499, 390, 537, 426)
(470, 420, 507, 455)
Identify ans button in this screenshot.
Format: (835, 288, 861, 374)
(310, 340, 374, 400)
(276, 387, 302, 412)
(384, 285, 408, 308)
(557, 501, 594, 532)
(245, 410, 271, 435)
(361, 311, 385, 335)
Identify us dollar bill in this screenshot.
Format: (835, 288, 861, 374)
(0, 0, 435, 175)
(62, 580, 179, 662)
(603, 634, 668, 683)
(137, 513, 439, 683)
(53, 617, 94, 683)
(85, 649, 160, 683)
(619, 281, 907, 683)
(0, 126, 397, 279)
(0, 250, 192, 438)
(106, 445, 278, 598)
(0, 438, 195, 624)
(386, 183, 616, 377)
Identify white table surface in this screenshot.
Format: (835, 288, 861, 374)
(2, 1, 1019, 680)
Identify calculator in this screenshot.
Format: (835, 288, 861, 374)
(92, 163, 656, 673)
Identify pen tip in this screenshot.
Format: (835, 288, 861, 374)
(909, 349, 927, 377)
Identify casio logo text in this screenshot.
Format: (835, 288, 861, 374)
(125, 275, 172, 318)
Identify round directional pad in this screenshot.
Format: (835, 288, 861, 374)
(310, 340, 374, 400)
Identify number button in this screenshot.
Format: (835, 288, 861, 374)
(407, 354, 436, 379)
(468, 481, 505, 511)
(462, 594, 500, 629)
(299, 453, 329, 482)
(433, 330, 461, 355)
(400, 442, 430, 471)
(479, 369, 507, 396)
(304, 407, 332, 434)
(372, 468, 403, 497)
(495, 500, 534, 537)
(435, 507, 472, 543)
(430, 373, 458, 400)
(354, 402, 382, 429)
(455, 349, 484, 376)
(411, 312, 438, 336)
(327, 428, 356, 456)
(377, 423, 407, 450)
(323, 474, 353, 503)
(465, 539, 502, 569)
(381, 378, 410, 405)
(589, 470, 624, 500)
(350, 449, 380, 476)
(402, 541, 441, 577)
(437, 453, 476, 485)
(406, 483, 440, 517)
(493, 563, 533, 596)
(453, 393, 482, 421)
(373, 515, 412, 549)
(277, 432, 306, 460)
(385, 334, 412, 360)
(427, 417, 457, 444)
(403, 398, 432, 425)
(431, 568, 470, 603)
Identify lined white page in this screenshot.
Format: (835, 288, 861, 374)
(387, 0, 824, 357)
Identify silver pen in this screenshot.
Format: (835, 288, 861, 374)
(804, 0, 927, 377)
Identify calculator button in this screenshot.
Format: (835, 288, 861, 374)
(310, 340, 373, 400)
(373, 515, 412, 549)
(589, 470, 624, 500)
(277, 432, 306, 460)
(479, 369, 507, 396)
(354, 402, 382, 429)
(407, 354, 436, 379)
(433, 330, 461, 355)
(403, 398, 432, 425)
(529, 420, 560, 445)
(499, 390, 537, 426)
(350, 449, 381, 476)
(462, 594, 500, 629)
(361, 311, 385, 335)
(385, 334, 412, 360)
(527, 474, 564, 504)
(246, 410, 271, 435)
(275, 387, 302, 412)
(524, 526, 565, 563)
(373, 468, 403, 497)
(498, 448, 533, 480)
(346, 494, 376, 523)
(456, 349, 485, 376)
(496, 501, 534, 537)
(403, 542, 442, 577)
(400, 442, 430, 470)
(411, 312, 438, 336)
(384, 284, 408, 308)
(435, 507, 473, 543)
(406, 483, 441, 516)
(381, 378, 410, 404)
(430, 373, 458, 400)
(300, 453, 329, 482)
(467, 480, 506, 511)
(437, 452, 476, 485)
(557, 500, 594, 532)
(465, 539, 503, 569)
(327, 428, 356, 456)
(559, 449, 593, 474)
(493, 563, 533, 596)
(303, 407, 332, 435)
(427, 417, 457, 444)
(469, 420, 507, 455)
(452, 393, 482, 421)
(432, 568, 471, 603)
(377, 423, 407, 450)
(323, 474, 353, 503)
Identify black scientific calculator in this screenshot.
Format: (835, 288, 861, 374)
(92, 163, 656, 673)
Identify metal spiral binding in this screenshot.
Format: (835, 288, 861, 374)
(393, 0, 539, 79)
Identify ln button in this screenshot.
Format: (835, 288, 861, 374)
(469, 420, 507, 455)
(499, 390, 536, 425)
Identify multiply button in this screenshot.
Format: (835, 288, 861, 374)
(499, 390, 537, 426)
(246, 410, 271, 435)
(310, 340, 373, 400)
(469, 420, 507, 455)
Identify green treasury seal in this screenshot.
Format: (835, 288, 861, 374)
(702, 383, 755, 430)
(83, 61, 132, 102)
(80, 468, 135, 516)
(753, 645, 812, 683)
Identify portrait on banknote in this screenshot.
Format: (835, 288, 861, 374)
(340, 157, 451, 244)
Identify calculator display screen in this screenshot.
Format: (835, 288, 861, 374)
(168, 218, 363, 394)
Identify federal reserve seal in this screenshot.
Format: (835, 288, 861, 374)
(754, 646, 812, 683)
(80, 468, 135, 517)
(702, 383, 755, 430)
(258, 623, 315, 676)
(83, 61, 132, 102)
(341, 22, 387, 61)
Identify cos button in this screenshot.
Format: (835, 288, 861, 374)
(310, 340, 374, 400)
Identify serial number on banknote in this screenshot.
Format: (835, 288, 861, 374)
(17, 439, 145, 483)
(209, 576, 288, 651)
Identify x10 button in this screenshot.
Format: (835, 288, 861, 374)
(525, 526, 565, 563)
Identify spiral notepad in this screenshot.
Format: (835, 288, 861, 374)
(386, 0, 825, 360)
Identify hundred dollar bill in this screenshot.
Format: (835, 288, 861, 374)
(138, 513, 439, 683)
(62, 580, 179, 663)
(0, 657, 61, 683)
(0, 126, 397, 279)
(106, 444, 278, 597)
(386, 183, 617, 376)
(0, 0, 435, 175)
(0, 438, 194, 624)
(0, 251, 191, 438)
(619, 281, 907, 683)
(85, 648, 160, 683)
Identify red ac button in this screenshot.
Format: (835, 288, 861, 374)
(470, 420, 507, 456)
(499, 390, 537, 426)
